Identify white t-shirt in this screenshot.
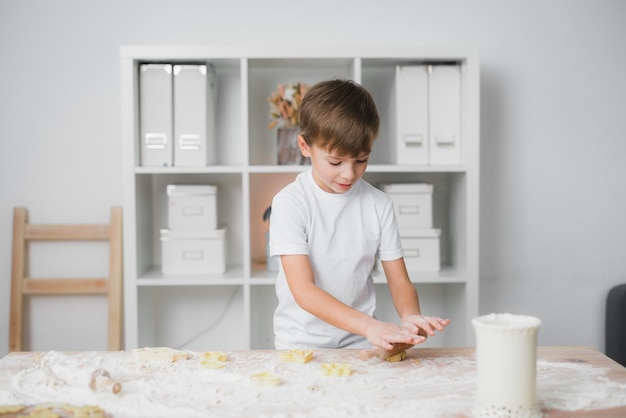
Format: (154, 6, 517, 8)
(269, 169, 403, 349)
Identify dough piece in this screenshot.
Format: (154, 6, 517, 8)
(250, 372, 281, 387)
(201, 351, 227, 361)
(359, 341, 415, 361)
(199, 351, 227, 368)
(385, 350, 407, 362)
(0, 405, 26, 415)
(278, 349, 313, 363)
(132, 347, 191, 362)
(0, 404, 108, 418)
(321, 363, 352, 377)
(89, 369, 122, 394)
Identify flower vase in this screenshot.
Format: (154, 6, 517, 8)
(277, 127, 308, 165)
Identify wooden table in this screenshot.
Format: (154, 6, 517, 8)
(0, 346, 624, 417)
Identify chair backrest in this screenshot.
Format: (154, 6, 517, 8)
(606, 283, 626, 367)
(9, 207, 123, 352)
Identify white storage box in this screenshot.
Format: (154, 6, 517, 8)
(140, 64, 173, 167)
(429, 65, 462, 166)
(167, 184, 217, 230)
(381, 183, 433, 230)
(401, 228, 441, 272)
(377, 228, 440, 273)
(173, 64, 217, 167)
(394, 64, 462, 166)
(161, 228, 226, 275)
(394, 65, 429, 165)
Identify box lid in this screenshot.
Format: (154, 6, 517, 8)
(399, 228, 440, 238)
(381, 183, 433, 194)
(167, 184, 217, 196)
(160, 228, 226, 240)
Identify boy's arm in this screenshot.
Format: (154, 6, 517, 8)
(281, 254, 423, 351)
(382, 257, 451, 337)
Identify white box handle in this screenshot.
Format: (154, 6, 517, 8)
(144, 133, 167, 149)
(404, 249, 421, 258)
(434, 134, 457, 145)
(183, 250, 204, 260)
(399, 205, 420, 215)
(182, 207, 204, 217)
(179, 134, 201, 150)
(403, 134, 424, 146)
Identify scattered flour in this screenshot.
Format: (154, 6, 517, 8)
(0, 350, 624, 417)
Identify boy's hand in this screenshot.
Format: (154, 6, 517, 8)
(402, 314, 451, 337)
(364, 319, 426, 352)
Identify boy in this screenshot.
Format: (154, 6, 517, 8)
(269, 79, 449, 355)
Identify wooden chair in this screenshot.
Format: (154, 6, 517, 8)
(9, 207, 123, 352)
(606, 284, 626, 367)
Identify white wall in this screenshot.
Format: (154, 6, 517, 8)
(1, 0, 625, 356)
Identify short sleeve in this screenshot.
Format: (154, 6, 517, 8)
(269, 188, 310, 257)
(376, 199, 403, 262)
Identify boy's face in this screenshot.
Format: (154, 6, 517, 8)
(297, 135, 369, 194)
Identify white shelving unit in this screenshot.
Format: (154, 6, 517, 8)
(120, 46, 480, 351)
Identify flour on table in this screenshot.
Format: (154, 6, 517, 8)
(0, 350, 624, 418)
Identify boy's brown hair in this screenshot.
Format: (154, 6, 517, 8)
(299, 79, 380, 157)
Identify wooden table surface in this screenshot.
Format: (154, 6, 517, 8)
(0, 346, 625, 417)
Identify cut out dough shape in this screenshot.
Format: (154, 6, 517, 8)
(278, 349, 313, 363)
(199, 351, 227, 368)
(132, 347, 191, 362)
(250, 372, 281, 387)
(0, 403, 108, 418)
(321, 363, 352, 377)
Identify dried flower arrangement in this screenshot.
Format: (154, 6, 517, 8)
(267, 82, 310, 129)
